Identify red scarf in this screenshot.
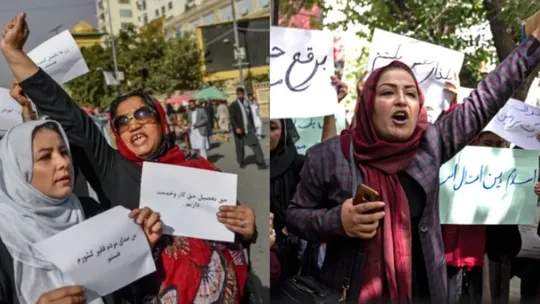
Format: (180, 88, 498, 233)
(113, 99, 248, 303)
(441, 105, 486, 270)
(340, 61, 428, 303)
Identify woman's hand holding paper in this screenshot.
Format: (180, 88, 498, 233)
(217, 205, 256, 242)
(129, 207, 163, 247)
(37, 286, 86, 304)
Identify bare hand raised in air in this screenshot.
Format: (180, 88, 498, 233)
(341, 198, 385, 239)
(1, 13, 29, 52)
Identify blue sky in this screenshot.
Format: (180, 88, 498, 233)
(0, 0, 97, 87)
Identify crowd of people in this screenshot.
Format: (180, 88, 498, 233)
(0, 13, 261, 304)
(269, 20, 540, 304)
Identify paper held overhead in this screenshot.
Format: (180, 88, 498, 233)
(27, 30, 89, 84)
(269, 26, 337, 119)
(366, 29, 465, 122)
(457, 87, 540, 150)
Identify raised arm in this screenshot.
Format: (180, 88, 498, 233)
(436, 33, 540, 163)
(320, 76, 349, 141)
(285, 148, 347, 242)
(1, 13, 116, 179)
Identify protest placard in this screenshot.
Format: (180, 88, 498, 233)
(0, 88, 23, 136)
(366, 29, 465, 122)
(439, 146, 539, 224)
(293, 104, 347, 154)
(28, 30, 89, 84)
(33, 206, 155, 302)
(270, 26, 337, 118)
(140, 162, 237, 242)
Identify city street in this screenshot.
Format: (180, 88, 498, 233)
(207, 122, 270, 302)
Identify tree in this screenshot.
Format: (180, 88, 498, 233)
(280, 0, 540, 100)
(64, 21, 203, 109)
(63, 44, 116, 109)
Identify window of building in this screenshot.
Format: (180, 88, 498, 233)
(220, 5, 233, 21)
(121, 22, 131, 30)
(203, 13, 216, 25)
(168, 2, 173, 9)
(161, 6, 165, 14)
(155, 9, 159, 17)
(119, 9, 132, 17)
(176, 28, 184, 39)
(138, 16, 141, 22)
(257, 0, 269, 8)
(118, 0, 130, 4)
(237, 0, 252, 16)
(143, 14, 148, 24)
(142, 0, 146, 10)
(190, 20, 200, 31)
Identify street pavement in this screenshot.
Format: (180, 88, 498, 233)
(207, 123, 270, 302)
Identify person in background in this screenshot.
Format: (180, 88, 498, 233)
(187, 99, 209, 159)
(0, 120, 162, 304)
(442, 104, 521, 304)
(270, 212, 281, 287)
(270, 76, 348, 289)
(202, 100, 214, 143)
(2, 13, 257, 303)
(216, 100, 230, 142)
(229, 87, 267, 169)
(248, 93, 263, 139)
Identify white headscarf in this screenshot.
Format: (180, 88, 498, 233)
(0, 120, 90, 303)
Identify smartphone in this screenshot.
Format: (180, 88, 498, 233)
(353, 184, 379, 205)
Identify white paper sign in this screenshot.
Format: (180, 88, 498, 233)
(28, 30, 89, 84)
(32, 206, 155, 301)
(140, 162, 237, 242)
(517, 207, 540, 259)
(366, 29, 465, 122)
(483, 99, 540, 150)
(0, 88, 23, 135)
(270, 26, 337, 118)
(439, 146, 539, 224)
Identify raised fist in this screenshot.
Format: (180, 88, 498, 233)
(1, 13, 29, 52)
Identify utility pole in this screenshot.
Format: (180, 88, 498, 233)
(272, 0, 279, 26)
(50, 25, 62, 35)
(105, 0, 121, 96)
(230, 0, 244, 88)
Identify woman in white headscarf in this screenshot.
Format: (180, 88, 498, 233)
(0, 120, 162, 304)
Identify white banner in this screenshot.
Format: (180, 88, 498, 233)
(270, 26, 337, 118)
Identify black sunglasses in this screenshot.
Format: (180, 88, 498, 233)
(112, 106, 157, 133)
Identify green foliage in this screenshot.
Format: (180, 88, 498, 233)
(64, 22, 203, 110)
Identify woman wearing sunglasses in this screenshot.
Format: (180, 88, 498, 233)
(2, 13, 257, 303)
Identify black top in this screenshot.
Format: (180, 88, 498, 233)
(19, 69, 141, 211)
(398, 171, 430, 300)
(0, 197, 134, 304)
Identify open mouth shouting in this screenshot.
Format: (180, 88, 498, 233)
(391, 111, 409, 126)
(131, 133, 148, 146)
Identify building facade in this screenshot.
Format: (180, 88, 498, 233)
(164, 0, 269, 40)
(96, 0, 138, 36)
(135, 0, 202, 26)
